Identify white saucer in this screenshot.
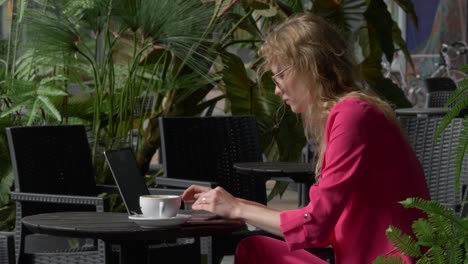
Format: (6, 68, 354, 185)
(128, 214, 190, 228)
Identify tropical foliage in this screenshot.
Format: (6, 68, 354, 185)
(373, 198, 468, 264)
(0, 0, 418, 231)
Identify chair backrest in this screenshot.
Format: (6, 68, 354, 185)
(6, 125, 106, 264)
(398, 116, 468, 211)
(159, 115, 266, 204)
(6, 124, 97, 197)
(425, 90, 454, 108)
(104, 147, 150, 215)
(425, 77, 457, 92)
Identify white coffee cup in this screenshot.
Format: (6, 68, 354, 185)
(139, 195, 181, 218)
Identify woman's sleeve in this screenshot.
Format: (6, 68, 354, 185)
(279, 101, 375, 251)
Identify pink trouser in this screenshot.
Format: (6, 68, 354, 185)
(234, 235, 328, 264)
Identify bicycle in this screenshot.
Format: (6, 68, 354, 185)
(407, 41, 468, 107)
(430, 41, 468, 84)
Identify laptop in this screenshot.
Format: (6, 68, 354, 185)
(103, 147, 150, 215)
(104, 147, 218, 220)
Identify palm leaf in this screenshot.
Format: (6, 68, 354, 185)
(37, 95, 62, 121)
(24, 6, 82, 56)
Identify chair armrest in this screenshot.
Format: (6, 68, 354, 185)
(10, 191, 108, 212)
(96, 184, 120, 195)
(148, 187, 184, 196)
(155, 177, 217, 189)
(0, 232, 14, 264)
(97, 183, 185, 196)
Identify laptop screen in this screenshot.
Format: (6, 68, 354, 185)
(104, 148, 150, 215)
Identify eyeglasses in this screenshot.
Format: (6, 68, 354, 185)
(271, 65, 293, 89)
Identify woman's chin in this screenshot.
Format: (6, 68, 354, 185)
(290, 106, 303, 114)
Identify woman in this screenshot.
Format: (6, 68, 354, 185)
(181, 13, 430, 264)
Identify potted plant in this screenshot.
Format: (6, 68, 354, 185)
(373, 198, 468, 263)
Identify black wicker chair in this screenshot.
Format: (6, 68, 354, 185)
(5, 125, 109, 264)
(0, 231, 15, 264)
(398, 116, 468, 213)
(424, 77, 457, 109)
(425, 90, 454, 108)
(423, 84, 468, 117)
(424, 77, 457, 107)
(158, 115, 267, 204)
(424, 77, 457, 93)
(157, 115, 272, 264)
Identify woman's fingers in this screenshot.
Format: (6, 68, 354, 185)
(181, 185, 212, 201)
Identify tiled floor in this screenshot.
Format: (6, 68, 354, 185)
(220, 180, 299, 264)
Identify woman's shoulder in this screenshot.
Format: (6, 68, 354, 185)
(327, 96, 393, 134)
(330, 97, 379, 118)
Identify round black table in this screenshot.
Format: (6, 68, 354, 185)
(22, 212, 243, 264)
(233, 162, 315, 207)
(395, 107, 449, 116)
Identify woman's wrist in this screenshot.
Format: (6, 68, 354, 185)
(232, 198, 246, 219)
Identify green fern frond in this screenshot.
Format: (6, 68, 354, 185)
(372, 255, 406, 264)
(426, 214, 454, 242)
(446, 238, 464, 264)
(435, 95, 468, 142)
(445, 78, 468, 106)
(386, 226, 422, 257)
(412, 219, 435, 246)
(425, 246, 446, 264)
(400, 198, 468, 233)
(415, 256, 431, 264)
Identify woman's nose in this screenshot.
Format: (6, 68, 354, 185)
(274, 86, 282, 96)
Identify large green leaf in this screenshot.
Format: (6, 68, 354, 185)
(363, 0, 395, 63)
(392, 0, 418, 28)
(222, 51, 254, 115)
(359, 16, 412, 108)
(226, 13, 263, 39)
(311, 0, 366, 41)
(392, 21, 414, 70)
(276, 0, 305, 16)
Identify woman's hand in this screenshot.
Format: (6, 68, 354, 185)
(181, 185, 212, 204)
(190, 186, 241, 219)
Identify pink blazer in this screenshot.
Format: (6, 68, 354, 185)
(280, 98, 430, 264)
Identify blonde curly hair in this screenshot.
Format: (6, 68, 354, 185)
(258, 13, 398, 179)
